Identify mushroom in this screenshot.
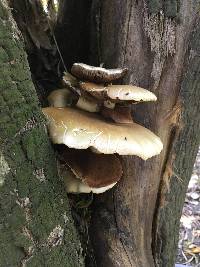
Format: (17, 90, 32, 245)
(71, 63, 128, 83)
(47, 88, 100, 113)
(42, 107, 163, 160)
(76, 95, 100, 113)
(58, 147, 122, 193)
(61, 170, 118, 194)
(62, 71, 79, 88)
(79, 82, 157, 103)
(47, 88, 78, 107)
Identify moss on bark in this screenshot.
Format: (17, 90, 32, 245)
(0, 1, 84, 266)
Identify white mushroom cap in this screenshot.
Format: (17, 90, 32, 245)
(80, 82, 157, 102)
(43, 107, 163, 160)
(106, 85, 157, 102)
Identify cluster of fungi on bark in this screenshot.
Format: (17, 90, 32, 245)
(43, 63, 163, 194)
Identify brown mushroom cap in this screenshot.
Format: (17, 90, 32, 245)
(61, 168, 118, 194)
(43, 107, 163, 160)
(58, 147, 122, 188)
(80, 82, 157, 102)
(101, 105, 133, 124)
(71, 63, 128, 83)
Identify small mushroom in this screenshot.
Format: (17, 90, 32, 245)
(61, 170, 118, 194)
(47, 88, 78, 107)
(58, 147, 122, 193)
(71, 63, 128, 83)
(43, 107, 163, 160)
(80, 82, 157, 103)
(62, 71, 79, 88)
(76, 95, 100, 113)
(47, 88, 100, 113)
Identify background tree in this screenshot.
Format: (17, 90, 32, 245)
(0, 0, 200, 267)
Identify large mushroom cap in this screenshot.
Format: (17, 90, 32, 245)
(43, 107, 163, 160)
(71, 63, 128, 83)
(80, 82, 157, 102)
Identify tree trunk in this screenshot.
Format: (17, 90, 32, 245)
(56, 1, 200, 266)
(0, 1, 84, 266)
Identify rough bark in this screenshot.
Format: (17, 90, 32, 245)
(0, 1, 84, 266)
(9, 0, 61, 105)
(56, 0, 200, 267)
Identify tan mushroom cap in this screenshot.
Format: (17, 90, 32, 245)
(80, 82, 157, 102)
(47, 88, 77, 108)
(43, 107, 163, 160)
(76, 95, 100, 113)
(59, 147, 122, 189)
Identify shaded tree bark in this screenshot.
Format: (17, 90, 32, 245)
(0, 1, 84, 266)
(56, 0, 92, 70)
(56, 0, 200, 266)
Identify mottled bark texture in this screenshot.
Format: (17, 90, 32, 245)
(56, 0, 200, 267)
(0, 1, 84, 266)
(9, 0, 60, 105)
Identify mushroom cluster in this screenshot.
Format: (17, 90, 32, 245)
(43, 63, 163, 194)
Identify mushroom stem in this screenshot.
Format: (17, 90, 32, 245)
(47, 88, 77, 107)
(101, 105, 133, 123)
(76, 95, 100, 113)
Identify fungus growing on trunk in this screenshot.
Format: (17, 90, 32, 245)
(58, 147, 122, 193)
(79, 82, 157, 103)
(76, 95, 100, 113)
(43, 107, 163, 160)
(71, 63, 128, 83)
(47, 88, 78, 107)
(48, 89, 100, 112)
(44, 64, 163, 194)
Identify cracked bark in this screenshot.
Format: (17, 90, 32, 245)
(57, 0, 200, 267)
(0, 1, 84, 266)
